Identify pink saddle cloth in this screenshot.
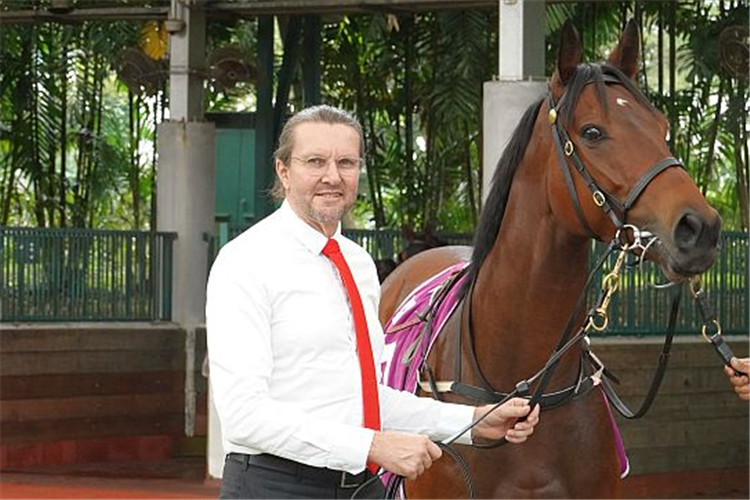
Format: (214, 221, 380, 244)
(379, 262, 630, 479)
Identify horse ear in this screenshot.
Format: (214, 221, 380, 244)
(607, 19, 640, 80)
(553, 20, 583, 87)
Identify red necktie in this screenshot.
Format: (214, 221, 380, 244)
(322, 238, 381, 473)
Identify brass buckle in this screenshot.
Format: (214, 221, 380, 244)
(592, 191, 606, 207)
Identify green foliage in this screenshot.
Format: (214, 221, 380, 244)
(320, 11, 495, 232)
(0, 20, 158, 229)
(1, 2, 744, 233)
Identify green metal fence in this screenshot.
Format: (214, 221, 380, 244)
(1, 227, 175, 322)
(210, 223, 474, 262)
(343, 228, 474, 261)
(593, 231, 748, 336)
(213, 224, 746, 335)
(4, 224, 745, 333)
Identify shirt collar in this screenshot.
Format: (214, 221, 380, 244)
(279, 200, 342, 255)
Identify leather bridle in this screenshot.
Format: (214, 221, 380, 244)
(423, 69, 688, 449)
(547, 70, 683, 241)
(353, 67, 739, 500)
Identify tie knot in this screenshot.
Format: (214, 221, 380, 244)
(322, 238, 341, 257)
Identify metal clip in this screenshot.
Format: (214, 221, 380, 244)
(586, 310, 609, 332)
(701, 318, 722, 341)
(690, 275, 703, 298)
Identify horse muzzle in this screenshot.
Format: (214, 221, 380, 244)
(653, 208, 722, 281)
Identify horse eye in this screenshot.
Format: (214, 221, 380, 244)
(581, 126, 604, 143)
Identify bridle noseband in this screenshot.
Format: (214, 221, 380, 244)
(547, 72, 683, 241)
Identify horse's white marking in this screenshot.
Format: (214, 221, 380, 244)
(616, 97, 629, 107)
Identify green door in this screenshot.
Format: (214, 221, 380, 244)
(215, 126, 256, 229)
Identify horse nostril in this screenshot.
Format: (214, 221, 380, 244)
(674, 214, 713, 250)
(674, 213, 704, 250)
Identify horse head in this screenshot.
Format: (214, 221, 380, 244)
(546, 19, 722, 282)
(380, 20, 725, 498)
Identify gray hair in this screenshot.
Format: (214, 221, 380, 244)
(270, 105, 364, 200)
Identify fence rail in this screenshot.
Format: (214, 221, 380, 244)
(1, 227, 175, 322)
(589, 232, 747, 335)
(2, 225, 746, 334)
(217, 224, 746, 335)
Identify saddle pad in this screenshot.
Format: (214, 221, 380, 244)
(378, 262, 630, 479)
(380, 262, 469, 393)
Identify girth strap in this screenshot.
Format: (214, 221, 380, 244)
(448, 373, 599, 409)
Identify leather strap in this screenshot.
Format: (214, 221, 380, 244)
(601, 285, 682, 419)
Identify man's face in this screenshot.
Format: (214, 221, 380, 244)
(276, 122, 361, 236)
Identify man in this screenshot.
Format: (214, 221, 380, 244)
(206, 105, 540, 499)
(724, 357, 749, 401)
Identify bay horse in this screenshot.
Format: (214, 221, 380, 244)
(378, 20, 721, 499)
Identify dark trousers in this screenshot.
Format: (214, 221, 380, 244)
(219, 453, 386, 499)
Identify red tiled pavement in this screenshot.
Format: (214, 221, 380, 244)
(0, 457, 219, 500)
(0, 457, 746, 499)
(0, 482, 217, 499)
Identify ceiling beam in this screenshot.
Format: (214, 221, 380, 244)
(209, 0, 496, 17)
(0, 6, 169, 24)
(0, 0, 498, 25)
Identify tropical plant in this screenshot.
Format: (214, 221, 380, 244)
(0, 20, 161, 230)
(1, 2, 744, 233)
(320, 10, 496, 233)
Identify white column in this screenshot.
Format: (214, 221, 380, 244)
(156, 121, 215, 328)
(498, 0, 546, 81)
(482, 81, 547, 201)
(483, 0, 546, 202)
(168, 0, 206, 121)
(156, 120, 217, 476)
(159, 1, 217, 476)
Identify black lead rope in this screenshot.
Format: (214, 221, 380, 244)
(691, 281, 747, 377)
(353, 443, 477, 500)
(600, 285, 682, 419)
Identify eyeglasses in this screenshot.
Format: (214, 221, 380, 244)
(291, 155, 363, 174)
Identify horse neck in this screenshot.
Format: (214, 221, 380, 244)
(470, 128, 593, 391)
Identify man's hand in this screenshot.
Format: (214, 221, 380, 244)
(724, 357, 749, 401)
(367, 431, 442, 480)
(471, 398, 540, 444)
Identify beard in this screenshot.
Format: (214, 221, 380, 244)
(286, 186, 356, 231)
(304, 197, 353, 226)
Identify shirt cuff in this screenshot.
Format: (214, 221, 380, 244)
(436, 403, 476, 445)
(326, 426, 375, 474)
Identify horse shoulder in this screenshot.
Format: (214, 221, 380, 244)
(378, 245, 472, 324)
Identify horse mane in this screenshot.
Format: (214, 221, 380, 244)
(465, 63, 656, 289)
(465, 97, 544, 288)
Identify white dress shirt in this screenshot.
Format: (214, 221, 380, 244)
(206, 201, 474, 474)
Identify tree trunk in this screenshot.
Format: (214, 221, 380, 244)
(404, 14, 414, 229)
(463, 122, 477, 225)
(731, 80, 749, 230)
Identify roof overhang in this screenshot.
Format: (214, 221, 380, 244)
(1, 0, 505, 24)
